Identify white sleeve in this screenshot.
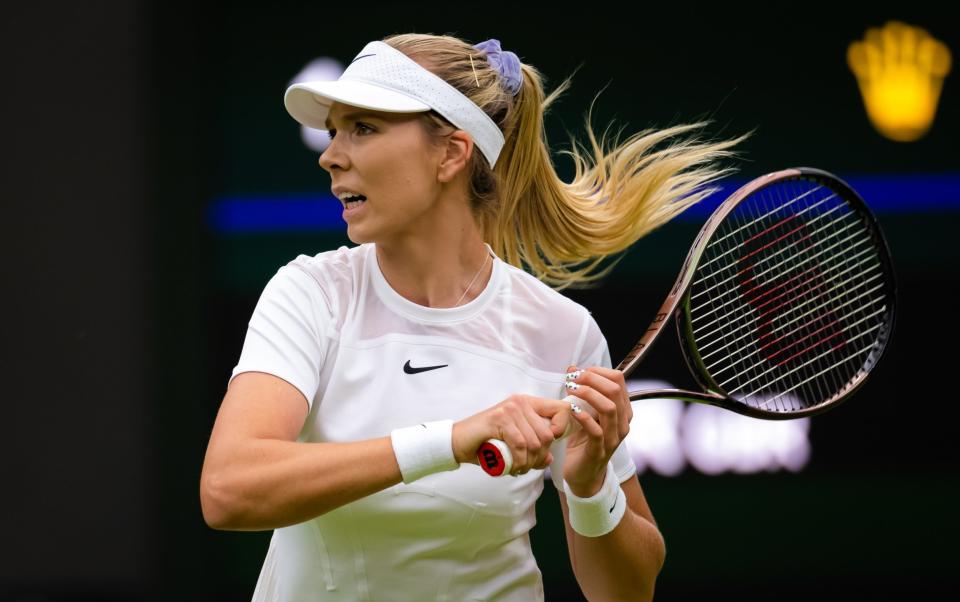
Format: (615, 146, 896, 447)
(550, 312, 637, 490)
(228, 264, 334, 411)
(578, 313, 637, 484)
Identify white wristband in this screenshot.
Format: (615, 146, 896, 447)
(390, 420, 459, 484)
(562, 462, 627, 537)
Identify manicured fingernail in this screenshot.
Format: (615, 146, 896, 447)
(571, 403, 583, 414)
(565, 370, 582, 381)
(564, 381, 580, 391)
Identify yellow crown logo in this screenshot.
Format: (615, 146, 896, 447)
(847, 21, 952, 142)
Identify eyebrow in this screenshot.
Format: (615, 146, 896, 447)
(324, 111, 382, 130)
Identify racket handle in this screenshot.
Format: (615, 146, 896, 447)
(477, 395, 590, 476)
(477, 439, 512, 476)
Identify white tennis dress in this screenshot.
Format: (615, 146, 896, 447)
(229, 242, 636, 601)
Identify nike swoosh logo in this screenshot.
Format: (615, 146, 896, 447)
(403, 360, 448, 374)
(351, 53, 376, 64)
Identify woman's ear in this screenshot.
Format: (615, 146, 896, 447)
(437, 130, 474, 183)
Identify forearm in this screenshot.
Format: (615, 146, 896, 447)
(202, 437, 402, 531)
(564, 496, 666, 601)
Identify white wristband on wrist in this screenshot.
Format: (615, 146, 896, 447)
(562, 462, 627, 537)
(390, 420, 459, 484)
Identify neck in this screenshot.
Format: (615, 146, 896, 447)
(374, 201, 493, 309)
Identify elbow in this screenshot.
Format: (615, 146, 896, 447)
(639, 529, 667, 602)
(624, 566, 661, 602)
(200, 472, 236, 530)
(624, 527, 667, 602)
(652, 526, 667, 574)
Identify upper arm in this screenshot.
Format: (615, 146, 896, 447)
(200, 371, 309, 523)
(229, 263, 336, 414)
(213, 371, 309, 443)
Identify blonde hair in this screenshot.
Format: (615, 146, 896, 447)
(384, 33, 750, 290)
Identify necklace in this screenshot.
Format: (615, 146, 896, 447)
(453, 251, 491, 307)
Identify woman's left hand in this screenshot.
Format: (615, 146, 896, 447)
(561, 365, 633, 497)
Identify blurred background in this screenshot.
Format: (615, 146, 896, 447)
(4, 1, 958, 600)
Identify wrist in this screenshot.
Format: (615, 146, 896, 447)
(390, 420, 459, 484)
(450, 421, 471, 464)
(564, 468, 607, 498)
(562, 462, 627, 537)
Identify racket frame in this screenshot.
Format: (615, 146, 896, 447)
(620, 167, 897, 419)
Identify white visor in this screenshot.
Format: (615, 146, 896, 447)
(284, 41, 505, 167)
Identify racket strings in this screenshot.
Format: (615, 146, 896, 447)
(695, 248, 883, 351)
(747, 187, 852, 409)
(695, 185, 824, 262)
(693, 225, 872, 340)
(753, 335, 884, 408)
(731, 183, 864, 408)
(691, 201, 856, 306)
(726, 312, 885, 394)
(760, 185, 881, 407)
(687, 179, 891, 411)
(703, 283, 887, 371)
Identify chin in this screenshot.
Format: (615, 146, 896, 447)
(345, 226, 375, 245)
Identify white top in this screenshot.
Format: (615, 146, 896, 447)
(229, 242, 637, 602)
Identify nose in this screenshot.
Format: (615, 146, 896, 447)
(318, 134, 349, 173)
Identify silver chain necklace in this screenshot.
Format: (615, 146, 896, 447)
(453, 252, 491, 307)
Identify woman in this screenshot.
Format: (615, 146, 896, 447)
(200, 33, 745, 601)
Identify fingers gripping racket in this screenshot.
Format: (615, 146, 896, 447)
(478, 167, 896, 476)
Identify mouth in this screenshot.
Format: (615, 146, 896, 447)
(335, 190, 368, 210)
(344, 195, 367, 210)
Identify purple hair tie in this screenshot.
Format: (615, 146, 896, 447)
(473, 39, 523, 96)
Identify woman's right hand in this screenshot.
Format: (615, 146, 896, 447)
(452, 395, 573, 475)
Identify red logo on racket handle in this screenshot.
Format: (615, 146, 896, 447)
(478, 442, 507, 476)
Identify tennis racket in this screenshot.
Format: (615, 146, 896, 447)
(477, 167, 896, 476)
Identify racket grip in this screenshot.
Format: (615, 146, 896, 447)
(477, 395, 588, 476)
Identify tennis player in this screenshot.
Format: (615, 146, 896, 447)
(200, 33, 744, 601)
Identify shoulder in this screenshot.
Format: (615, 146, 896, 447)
(499, 261, 594, 324)
(252, 244, 367, 332)
(284, 243, 365, 287)
(279, 244, 368, 311)
(497, 260, 603, 366)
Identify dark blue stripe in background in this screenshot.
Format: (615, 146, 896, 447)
(208, 173, 960, 234)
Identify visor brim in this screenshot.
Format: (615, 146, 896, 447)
(284, 80, 432, 130)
